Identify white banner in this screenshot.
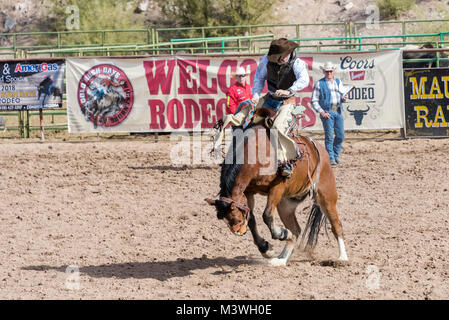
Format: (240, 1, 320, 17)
(297, 50, 404, 130)
(66, 51, 403, 133)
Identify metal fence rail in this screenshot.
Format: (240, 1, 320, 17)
(1, 18, 449, 58)
(0, 109, 67, 138)
(2, 19, 449, 138)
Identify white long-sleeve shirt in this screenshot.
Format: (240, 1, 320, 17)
(311, 78, 346, 114)
(251, 54, 310, 100)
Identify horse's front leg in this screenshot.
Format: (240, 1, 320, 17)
(263, 187, 293, 242)
(246, 193, 275, 258)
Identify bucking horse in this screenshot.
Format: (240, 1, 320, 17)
(38, 76, 63, 107)
(206, 107, 349, 266)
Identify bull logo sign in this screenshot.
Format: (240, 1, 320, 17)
(347, 105, 370, 126)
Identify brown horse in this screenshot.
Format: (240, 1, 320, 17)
(206, 111, 348, 266)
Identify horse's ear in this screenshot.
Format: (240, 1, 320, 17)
(205, 198, 217, 206)
(230, 203, 236, 210)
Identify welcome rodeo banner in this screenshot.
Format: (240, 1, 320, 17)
(403, 68, 449, 137)
(0, 59, 65, 110)
(66, 51, 403, 133)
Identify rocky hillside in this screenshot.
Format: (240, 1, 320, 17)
(0, 0, 448, 44)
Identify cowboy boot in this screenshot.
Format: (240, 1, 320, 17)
(280, 162, 293, 178)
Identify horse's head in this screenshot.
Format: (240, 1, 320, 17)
(205, 197, 250, 236)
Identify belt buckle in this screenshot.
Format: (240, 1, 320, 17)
(330, 105, 339, 111)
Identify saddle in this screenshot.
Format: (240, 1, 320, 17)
(247, 95, 298, 129)
(251, 103, 308, 167)
(253, 107, 279, 128)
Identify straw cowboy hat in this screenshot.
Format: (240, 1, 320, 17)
(267, 38, 298, 63)
(320, 61, 337, 71)
(235, 66, 250, 76)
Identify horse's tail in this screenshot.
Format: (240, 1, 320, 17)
(300, 204, 327, 252)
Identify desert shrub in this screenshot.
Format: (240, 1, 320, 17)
(41, 0, 147, 46)
(377, 0, 416, 19)
(157, 0, 273, 39)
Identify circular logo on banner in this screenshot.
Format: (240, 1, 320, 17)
(77, 64, 134, 128)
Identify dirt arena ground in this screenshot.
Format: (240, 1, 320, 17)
(0, 131, 448, 300)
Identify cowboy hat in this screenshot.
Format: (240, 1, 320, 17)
(235, 66, 250, 76)
(267, 38, 298, 63)
(320, 61, 337, 71)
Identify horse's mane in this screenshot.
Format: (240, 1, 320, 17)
(216, 123, 269, 219)
(217, 123, 269, 215)
(217, 123, 264, 196)
(216, 131, 244, 219)
(219, 162, 242, 198)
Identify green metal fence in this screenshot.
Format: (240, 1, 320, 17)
(1, 18, 449, 58)
(22, 31, 449, 69)
(0, 109, 67, 138)
(2, 18, 449, 138)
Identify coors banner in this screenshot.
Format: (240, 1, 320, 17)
(66, 51, 403, 133)
(296, 50, 404, 130)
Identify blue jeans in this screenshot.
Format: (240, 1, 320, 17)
(320, 110, 344, 162)
(263, 96, 283, 111)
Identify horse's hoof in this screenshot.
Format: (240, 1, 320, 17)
(261, 243, 275, 258)
(261, 250, 275, 259)
(269, 258, 287, 267)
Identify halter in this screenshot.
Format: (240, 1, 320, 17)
(219, 197, 250, 221)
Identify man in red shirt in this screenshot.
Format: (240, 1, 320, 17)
(226, 67, 253, 114)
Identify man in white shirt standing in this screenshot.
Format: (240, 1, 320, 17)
(311, 61, 347, 165)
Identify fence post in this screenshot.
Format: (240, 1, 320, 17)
(18, 111, 23, 138)
(344, 22, 348, 43)
(25, 110, 30, 139)
(348, 22, 353, 46)
(39, 108, 45, 141)
(155, 29, 159, 55)
(402, 21, 406, 45)
(296, 24, 300, 43)
(151, 28, 155, 45)
(13, 34, 17, 58)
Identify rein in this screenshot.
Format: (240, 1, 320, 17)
(303, 136, 321, 198)
(293, 136, 321, 198)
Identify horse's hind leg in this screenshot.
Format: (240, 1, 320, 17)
(316, 189, 348, 261)
(246, 193, 275, 258)
(269, 198, 301, 267)
(263, 188, 293, 242)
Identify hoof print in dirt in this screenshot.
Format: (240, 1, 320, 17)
(316, 260, 349, 268)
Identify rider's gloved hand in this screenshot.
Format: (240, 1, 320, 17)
(213, 118, 224, 130)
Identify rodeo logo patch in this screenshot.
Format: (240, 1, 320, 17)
(77, 64, 134, 128)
